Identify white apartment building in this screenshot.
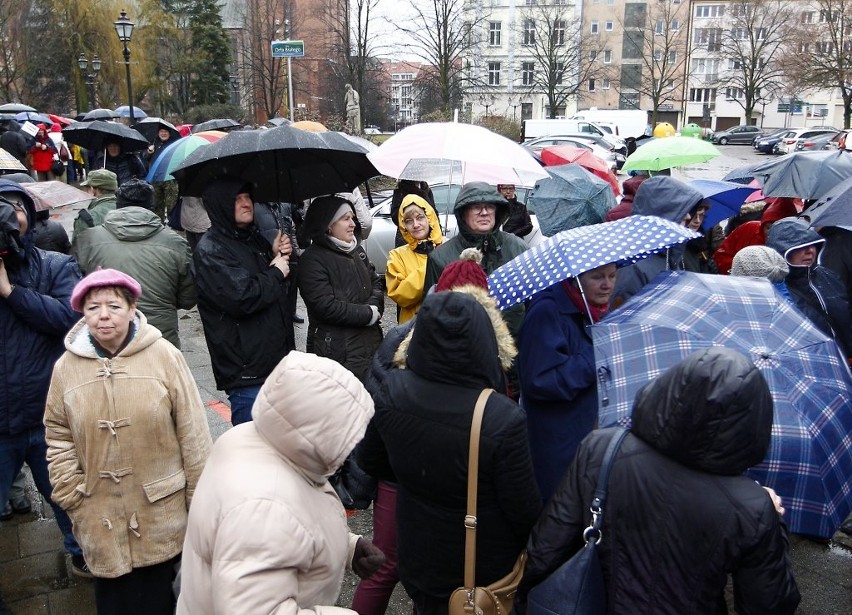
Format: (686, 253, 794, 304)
(385, 61, 423, 128)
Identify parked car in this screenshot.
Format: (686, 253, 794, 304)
(362, 183, 539, 274)
(753, 128, 790, 154)
(711, 125, 763, 145)
(775, 127, 840, 154)
(522, 135, 625, 170)
(824, 129, 852, 151)
(795, 129, 840, 151)
(363, 125, 381, 135)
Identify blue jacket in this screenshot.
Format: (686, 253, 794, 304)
(517, 283, 599, 502)
(0, 179, 81, 435)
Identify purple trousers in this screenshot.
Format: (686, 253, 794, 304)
(352, 481, 399, 615)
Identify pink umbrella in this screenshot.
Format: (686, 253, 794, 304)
(745, 179, 764, 203)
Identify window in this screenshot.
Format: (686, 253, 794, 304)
(801, 11, 815, 23)
(731, 28, 748, 40)
(691, 58, 720, 75)
(489, 22, 501, 46)
(525, 0, 537, 5)
(522, 61, 535, 86)
(672, 20, 681, 31)
(591, 20, 599, 34)
(798, 42, 810, 53)
(622, 31, 643, 58)
(655, 20, 665, 35)
(695, 5, 725, 18)
(695, 28, 722, 51)
(728, 59, 742, 70)
(607, 0, 615, 4)
(654, 49, 663, 61)
(624, 3, 647, 29)
(605, 21, 613, 31)
(731, 3, 751, 17)
(589, 79, 596, 92)
(603, 78, 611, 89)
(555, 62, 565, 85)
(589, 50, 598, 61)
(725, 87, 745, 99)
(553, 20, 566, 46)
(755, 28, 767, 40)
(488, 62, 501, 85)
(689, 88, 717, 102)
(604, 50, 612, 63)
(669, 50, 677, 63)
(816, 41, 835, 54)
(820, 10, 837, 23)
(523, 19, 536, 46)
(621, 64, 642, 90)
(521, 102, 533, 120)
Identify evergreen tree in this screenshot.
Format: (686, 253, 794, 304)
(188, 0, 231, 105)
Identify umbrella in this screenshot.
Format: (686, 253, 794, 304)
(266, 117, 291, 127)
(0, 103, 36, 113)
(688, 179, 760, 228)
(593, 271, 852, 539)
(172, 124, 379, 202)
(540, 144, 620, 195)
(114, 105, 147, 119)
(145, 130, 226, 183)
(133, 117, 181, 143)
(20, 181, 91, 211)
(175, 124, 193, 137)
(339, 132, 377, 152)
(47, 114, 74, 127)
(82, 108, 119, 122)
(721, 163, 759, 184)
(62, 120, 149, 152)
(528, 164, 617, 237)
(192, 118, 241, 133)
(15, 111, 51, 124)
(0, 147, 27, 171)
(751, 150, 852, 201)
(801, 176, 852, 229)
(622, 136, 721, 172)
(488, 215, 698, 310)
(367, 122, 548, 187)
(291, 120, 327, 132)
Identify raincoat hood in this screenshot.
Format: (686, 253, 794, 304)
(201, 177, 255, 234)
(397, 194, 443, 249)
(453, 181, 511, 231)
(766, 217, 824, 267)
(250, 352, 374, 484)
(632, 176, 705, 224)
(631, 347, 773, 475)
(760, 198, 798, 227)
(0, 178, 35, 254)
(102, 207, 164, 242)
(297, 195, 360, 248)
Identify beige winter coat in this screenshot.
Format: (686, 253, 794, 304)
(176, 351, 375, 615)
(44, 312, 213, 578)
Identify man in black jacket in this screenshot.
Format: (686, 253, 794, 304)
(192, 177, 294, 425)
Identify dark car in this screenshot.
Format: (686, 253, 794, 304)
(795, 129, 840, 151)
(753, 128, 789, 154)
(711, 125, 763, 145)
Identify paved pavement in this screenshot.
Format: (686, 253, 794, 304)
(2, 156, 850, 613)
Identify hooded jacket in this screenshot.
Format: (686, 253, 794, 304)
(74, 206, 196, 348)
(714, 198, 799, 275)
(516, 348, 800, 615)
(0, 120, 32, 162)
(386, 194, 444, 323)
(44, 311, 213, 578)
(192, 178, 294, 391)
(72, 192, 118, 248)
(297, 197, 384, 382)
(610, 176, 703, 308)
(604, 173, 649, 222)
(766, 218, 852, 358)
(0, 179, 82, 435)
(359, 291, 541, 605)
(177, 352, 374, 615)
(29, 128, 58, 173)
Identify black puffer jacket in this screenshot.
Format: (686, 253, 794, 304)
(516, 348, 800, 615)
(192, 178, 294, 390)
(361, 292, 541, 609)
(297, 196, 383, 382)
(93, 151, 146, 187)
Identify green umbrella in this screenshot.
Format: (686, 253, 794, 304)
(622, 136, 720, 172)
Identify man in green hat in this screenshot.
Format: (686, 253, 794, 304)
(72, 169, 118, 257)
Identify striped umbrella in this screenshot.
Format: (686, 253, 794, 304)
(145, 130, 226, 183)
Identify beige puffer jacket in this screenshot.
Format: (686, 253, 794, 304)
(176, 351, 375, 615)
(45, 311, 213, 578)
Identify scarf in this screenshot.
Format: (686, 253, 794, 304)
(328, 235, 358, 253)
(561, 279, 609, 324)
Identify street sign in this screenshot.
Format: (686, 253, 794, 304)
(271, 40, 305, 58)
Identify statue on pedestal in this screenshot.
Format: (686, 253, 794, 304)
(344, 83, 361, 134)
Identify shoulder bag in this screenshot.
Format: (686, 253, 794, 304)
(526, 427, 630, 615)
(449, 388, 527, 615)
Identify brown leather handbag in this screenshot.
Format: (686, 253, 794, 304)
(448, 389, 527, 615)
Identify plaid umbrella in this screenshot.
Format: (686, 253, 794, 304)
(488, 215, 698, 310)
(593, 271, 852, 538)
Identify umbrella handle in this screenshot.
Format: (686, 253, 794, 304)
(597, 366, 611, 407)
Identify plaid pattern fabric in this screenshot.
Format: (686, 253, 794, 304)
(592, 271, 852, 538)
(488, 215, 698, 310)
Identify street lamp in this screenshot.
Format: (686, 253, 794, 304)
(77, 53, 101, 109)
(114, 10, 135, 124)
(479, 94, 493, 116)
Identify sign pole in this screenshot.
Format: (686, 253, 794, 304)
(287, 56, 294, 121)
(273, 27, 304, 122)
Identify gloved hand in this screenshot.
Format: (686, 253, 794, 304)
(352, 537, 385, 579)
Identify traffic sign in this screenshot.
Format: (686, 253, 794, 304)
(272, 40, 305, 58)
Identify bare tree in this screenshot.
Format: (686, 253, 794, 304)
(0, 0, 27, 102)
(234, 0, 288, 121)
(783, 0, 852, 128)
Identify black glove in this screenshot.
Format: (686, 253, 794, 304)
(352, 537, 385, 579)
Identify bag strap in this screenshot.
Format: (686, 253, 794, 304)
(584, 427, 630, 544)
(462, 388, 494, 590)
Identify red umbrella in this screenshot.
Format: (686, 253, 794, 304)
(48, 114, 74, 127)
(540, 145, 620, 196)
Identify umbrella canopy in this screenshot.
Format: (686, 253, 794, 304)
(145, 131, 226, 183)
(267, 117, 291, 127)
(339, 132, 378, 152)
(721, 163, 759, 184)
(688, 179, 760, 228)
(622, 136, 721, 172)
(0, 147, 27, 171)
(0, 103, 36, 113)
(192, 118, 241, 133)
(15, 111, 51, 124)
(291, 120, 327, 132)
(802, 175, 852, 229)
(47, 114, 74, 127)
(62, 120, 149, 152)
(751, 150, 852, 201)
(367, 122, 548, 187)
(593, 271, 852, 539)
(82, 108, 119, 122)
(114, 105, 147, 119)
(132, 117, 181, 143)
(176, 124, 193, 137)
(488, 215, 698, 310)
(172, 124, 379, 202)
(528, 164, 617, 237)
(20, 181, 91, 211)
(540, 144, 620, 195)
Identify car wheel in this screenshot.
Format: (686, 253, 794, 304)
(719, 137, 729, 145)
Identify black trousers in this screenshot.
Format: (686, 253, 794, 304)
(94, 555, 179, 615)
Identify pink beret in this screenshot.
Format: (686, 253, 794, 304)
(71, 268, 142, 312)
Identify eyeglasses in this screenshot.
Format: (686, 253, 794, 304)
(470, 204, 497, 214)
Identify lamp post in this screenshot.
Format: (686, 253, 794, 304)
(285, 19, 295, 122)
(77, 53, 101, 109)
(479, 94, 493, 116)
(114, 10, 135, 125)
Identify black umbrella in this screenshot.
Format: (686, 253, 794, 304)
(133, 117, 181, 143)
(0, 103, 36, 113)
(62, 120, 149, 152)
(82, 108, 120, 122)
(721, 163, 759, 185)
(192, 118, 241, 133)
(172, 125, 379, 202)
(266, 117, 291, 127)
(803, 176, 852, 229)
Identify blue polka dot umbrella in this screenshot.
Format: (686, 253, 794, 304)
(488, 215, 699, 310)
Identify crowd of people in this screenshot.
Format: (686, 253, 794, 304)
(2, 115, 850, 615)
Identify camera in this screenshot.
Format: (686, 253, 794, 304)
(0, 195, 23, 258)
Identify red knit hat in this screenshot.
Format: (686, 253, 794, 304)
(436, 248, 488, 292)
